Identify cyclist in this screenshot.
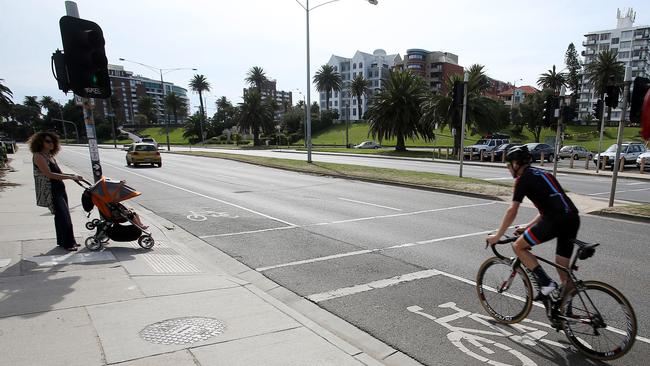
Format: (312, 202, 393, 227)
(486, 145, 580, 305)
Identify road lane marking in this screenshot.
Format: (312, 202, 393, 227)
(256, 229, 497, 272)
(307, 202, 498, 227)
(626, 182, 647, 186)
(338, 197, 402, 211)
(67, 150, 297, 227)
(200, 225, 298, 239)
(586, 187, 650, 196)
(306, 269, 441, 303)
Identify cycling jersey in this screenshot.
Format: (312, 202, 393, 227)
(512, 167, 578, 217)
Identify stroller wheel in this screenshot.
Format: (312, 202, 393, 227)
(85, 237, 103, 251)
(138, 235, 155, 249)
(85, 221, 96, 230)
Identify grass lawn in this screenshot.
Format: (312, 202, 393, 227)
(296, 147, 437, 159)
(137, 127, 187, 144)
(171, 151, 512, 198)
(601, 204, 650, 219)
(302, 122, 643, 152)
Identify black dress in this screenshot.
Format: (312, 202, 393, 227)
(47, 157, 77, 248)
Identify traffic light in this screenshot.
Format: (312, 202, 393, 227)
(58, 16, 111, 98)
(604, 85, 620, 109)
(452, 81, 464, 108)
(542, 95, 558, 126)
(593, 99, 604, 120)
(630, 77, 650, 124)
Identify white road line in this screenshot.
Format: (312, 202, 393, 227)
(306, 269, 441, 303)
(199, 225, 298, 239)
(338, 197, 402, 211)
(257, 229, 496, 272)
(307, 202, 498, 227)
(67, 150, 297, 227)
(626, 182, 647, 186)
(586, 187, 650, 196)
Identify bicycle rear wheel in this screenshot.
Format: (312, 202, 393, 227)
(561, 281, 637, 360)
(476, 257, 533, 324)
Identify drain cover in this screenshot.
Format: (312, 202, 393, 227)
(140, 316, 226, 345)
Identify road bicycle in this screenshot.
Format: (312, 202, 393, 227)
(476, 236, 637, 360)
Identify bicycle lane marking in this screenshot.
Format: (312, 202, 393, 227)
(67, 151, 297, 227)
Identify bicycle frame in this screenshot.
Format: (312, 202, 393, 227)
(489, 237, 606, 328)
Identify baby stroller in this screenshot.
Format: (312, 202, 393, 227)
(78, 177, 155, 251)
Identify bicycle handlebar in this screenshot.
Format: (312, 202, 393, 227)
(486, 235, 517, 259)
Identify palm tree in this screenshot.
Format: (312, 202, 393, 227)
(365, 70, 433, 151)
(421, 65, 508, 154)
(239, 90, 273, 146)
(0, 79, 13, 121)
(349, 74, 371, 119)
(164, 92, 186, 126)
(136, 95, 156, 124)
(313, 64, 341, 111)
(537, 65, 567, 93)
(584, 50, 625, 124)
(189, 74, 210, 141)
(23, 96, 41, 111)
(245, 66, 267, 93)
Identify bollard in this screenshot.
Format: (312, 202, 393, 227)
(502, 151, 506, 163)
(601, 156, 608, 170)
(481, 151, 486, 162)
(570, 154, 574, 169)
(619, 157, 625, 172)
(491, 150, 495, 162)
(540, 152, 545, 166)
(438, 147, 442, 159)
(585, 156, 589, 170)
(445, 148, 449, 159)
(641, 157, 646, 174)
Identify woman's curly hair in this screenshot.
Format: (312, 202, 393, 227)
(28, 132, 61, 155)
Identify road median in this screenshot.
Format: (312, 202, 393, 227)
(172, 151, 512, 200)
(590, 204, 650, 223)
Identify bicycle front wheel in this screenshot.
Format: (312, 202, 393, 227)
(561, 280, 637, 360)
(476, 257, 533, 324)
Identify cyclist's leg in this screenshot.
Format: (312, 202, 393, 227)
(554, 214, 580, 288)
(515, 220, 558, 296)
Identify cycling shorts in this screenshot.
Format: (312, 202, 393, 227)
(522, 213, 580, 258)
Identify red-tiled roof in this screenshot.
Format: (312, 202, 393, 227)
(498, 86, 539, 96)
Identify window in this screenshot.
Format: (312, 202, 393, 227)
(359, 62, 362, 68)
(600, 33, 610, 40)
(599, 44, 609, 51)
(407, 64, 422, 69)
(621, 30, 633, 39)
(620, 41, 631, 49)
(353, 109, 356, 116)
(618, 51, 630, 59)
(408, 54, 423, 60)
(353, 63, 357, 69)
(611, 37, 619, 44)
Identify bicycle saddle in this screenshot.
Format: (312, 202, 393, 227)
(573, 239, 599, 260)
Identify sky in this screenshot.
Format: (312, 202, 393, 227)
(2, 0, 650, 115)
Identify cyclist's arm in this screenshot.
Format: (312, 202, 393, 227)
(494, 201, 520, 238)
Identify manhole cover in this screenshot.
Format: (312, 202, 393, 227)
(140, 316, 226, 345)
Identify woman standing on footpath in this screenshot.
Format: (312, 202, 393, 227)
(29, 132, 83, 251)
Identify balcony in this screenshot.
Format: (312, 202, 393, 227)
(582, 39, 597, 46)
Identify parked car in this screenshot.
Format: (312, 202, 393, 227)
(493, 143, 517, 161)
(637, 151, 650, 170)
(126, 143, 162, 167)
(525, 143, 555, 162)
(354, 141, 381, 149)
(593, 142, 647, 167)
(463, 138, 510, 159)
(559, 145, 593, 160)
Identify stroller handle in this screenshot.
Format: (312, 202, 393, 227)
(75, 178, 92, 188)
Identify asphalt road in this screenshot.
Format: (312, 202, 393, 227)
(59, 146, 650, 366)
(163, 146, 650, 204)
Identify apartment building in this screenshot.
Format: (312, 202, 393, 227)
(243, 79, 293, 120)
(321, 49, 401, 121)
(578, 8, 650, 122)
(93, 64, 190, 125)
(393, 49, 464, 95)
(498, 86, 539, 107)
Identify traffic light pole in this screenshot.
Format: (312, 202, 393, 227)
(552, 105, 562, 177)
(596, 96, 606, 173)
(608, 80, 631, 207)
(65, 1, 102, 182)
(459, 72, 468, 178)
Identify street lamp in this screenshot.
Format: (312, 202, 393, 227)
(118, 58, 196, 151)
(294, 0, 378, 162)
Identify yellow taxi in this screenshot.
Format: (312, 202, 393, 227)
(126, 143, 162, 167)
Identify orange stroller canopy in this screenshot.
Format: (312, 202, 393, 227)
(90, 177, 140, 203)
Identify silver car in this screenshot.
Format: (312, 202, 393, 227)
(637, 151, 650, 170)
(354, 141, 382, 149)
(559, 145, 592, 160)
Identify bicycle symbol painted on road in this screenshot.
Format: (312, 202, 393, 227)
(407, 302, 568, 366)
(186, 210, 239, 222)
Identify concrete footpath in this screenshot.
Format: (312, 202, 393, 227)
(0, 149, 422, 366)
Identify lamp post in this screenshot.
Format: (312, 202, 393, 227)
(118, 58, 196, 151)
(459, 71, 468, 177)
(295, 0, 378, 163)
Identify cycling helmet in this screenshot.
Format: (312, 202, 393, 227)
(505, 145, 532, 165)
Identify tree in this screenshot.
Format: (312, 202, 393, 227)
(189, 74, 211, 133)
(23, 96, 40, 110)
(182, 113, 203, 144)
(537, 65, 566, 93)
(421, 65, 507, 154)
(40, 96, 62, 131)
(349, 74, 370, 119)
(0, 79, 13, 122)
(366, 70, 433, 151)
(584, 50, 625, 125)
(164, 92, 186, 126)
(136, 95, 156, 124)
(313, 64, 341, 111)
(212, 96, 238, 136)
(519, 90, 554, 143)
(238, 90, 273, 146)
(565, 43, 582, 106)
(245, 66, 267, 93)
